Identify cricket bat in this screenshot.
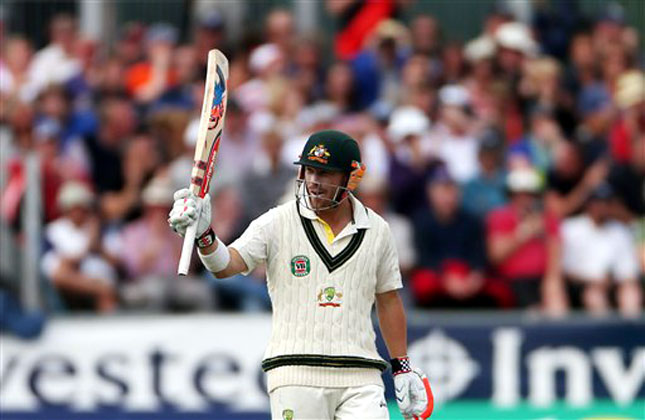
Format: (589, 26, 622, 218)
(177, 49, 229, 275)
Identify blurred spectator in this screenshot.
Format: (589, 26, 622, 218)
(323, 61, 358, 114)
(194, 10, 226, 73)
(429, 84, 479, 183)
(494, 21, 537, 81)
(154, 45, 199, 111)
(352, 19, 410, 109)
(1, 116, 65, 225)
(0, 35, 33, 104)
(359, 176, 416, 276)
(24, 14, 82, 102)
(463, 35, 497, 123)
(545, 142, 609, 218)
(609, 135, 645, 222)
(119, 175, 212, 311)
(42, 181, 118, 312)
(609, 70, 645, 164)
(235, 43, 285, 113)
(575, 82, 614, 162)
(508, 106, 565, 173)
(240, 130, 294, 224)
(462, 127, 507, 218)
(265, 9, 295, 61)
(532, 0, 582, 60)
(115, 22, 146, 66)
(440, 42, 466, 84)
(561, 183, 642, 317)
(519, 56, 576, 136)
(486, 167, 567, 314)
(125, 23, 179, 104)
(291, 36, 325, 103)
(411, 166, 512, 308)
(410, 14, 441, 58)
(564, 31, 596, 98)
(84, 97, 137, 195)
(35, 84, 98, 160)
(387, 106, 436, 217)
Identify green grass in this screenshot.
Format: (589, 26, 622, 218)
(387, 400, 645, 420)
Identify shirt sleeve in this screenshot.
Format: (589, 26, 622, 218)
(229, 208, 276, 275)
(375, 222, 403, 294)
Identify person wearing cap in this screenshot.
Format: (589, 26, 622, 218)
(561, 183, 641, 317)
(429, 84, 479, 183)
(486, 167, 567, 314)
(494, 21, 538, 79)
(411, 165, 512, 309)
(234, 43, 285, 113)
(169, 130, 434, 419)
(463, 35, 497, 120)
(41, 181, 117, 312)
(387, 105, 437, 217)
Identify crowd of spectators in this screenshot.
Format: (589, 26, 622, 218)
(1, 1, 643, 319)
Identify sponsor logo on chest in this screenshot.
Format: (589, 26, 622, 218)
(290, 255, 311, 277)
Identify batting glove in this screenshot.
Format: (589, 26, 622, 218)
(392, 356, 434, 419)
(168, 189, 211, 238)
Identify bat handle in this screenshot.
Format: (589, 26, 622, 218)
(177, 202, 201, 275)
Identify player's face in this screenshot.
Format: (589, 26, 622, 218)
(304, 166, 346, 210)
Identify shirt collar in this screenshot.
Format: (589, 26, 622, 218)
(297, 189, 371, 230)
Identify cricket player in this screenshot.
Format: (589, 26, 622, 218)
(169, 130, 433, 419)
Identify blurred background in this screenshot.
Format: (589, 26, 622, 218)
(0, 0, 644, 419)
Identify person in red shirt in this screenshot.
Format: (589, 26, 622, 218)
(486, 167, 567, 315)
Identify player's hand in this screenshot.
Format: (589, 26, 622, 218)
(392, 357, 434, 419)
(168, 189, 211, 238)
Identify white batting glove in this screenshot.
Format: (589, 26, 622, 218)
(392, 357, 434, 419)
(168, 189, 211, 238)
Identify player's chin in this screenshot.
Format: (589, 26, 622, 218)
(311, 196, 335, 211)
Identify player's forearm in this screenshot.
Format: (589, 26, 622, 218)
(376, 290, 408, 359)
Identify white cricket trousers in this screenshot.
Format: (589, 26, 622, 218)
(270, 384, 389, 420)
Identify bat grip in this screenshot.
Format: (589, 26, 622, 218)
(177, 201, 201, 276)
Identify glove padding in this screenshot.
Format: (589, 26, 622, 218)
(168, 189, 211, 238)
(394, 367, 434, 419)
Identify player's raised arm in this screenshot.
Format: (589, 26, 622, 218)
(168, 188, 248, 278)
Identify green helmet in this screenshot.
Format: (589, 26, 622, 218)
(293, 130, 366, 210)
(294, 130, 361, 173)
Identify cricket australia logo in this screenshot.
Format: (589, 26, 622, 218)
(307, 144, 331, 164)
(318, 286, 342, 307)
(290, 255, 310, 277)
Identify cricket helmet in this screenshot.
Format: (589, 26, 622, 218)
(294, 130, 361, 173)
(294, 130, 366, 210)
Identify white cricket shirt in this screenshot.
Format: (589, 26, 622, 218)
(229, 194, 402, 391)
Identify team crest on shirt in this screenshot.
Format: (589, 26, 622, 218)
(318, 286, 343, 307)
(282, 409, 294, 420)
(290, 255, 311, 277)
(307, 144, 330, 164)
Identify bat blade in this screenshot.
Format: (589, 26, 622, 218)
(178, 49, 229, 276)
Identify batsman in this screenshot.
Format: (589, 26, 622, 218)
(169, 130, 434, 419)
